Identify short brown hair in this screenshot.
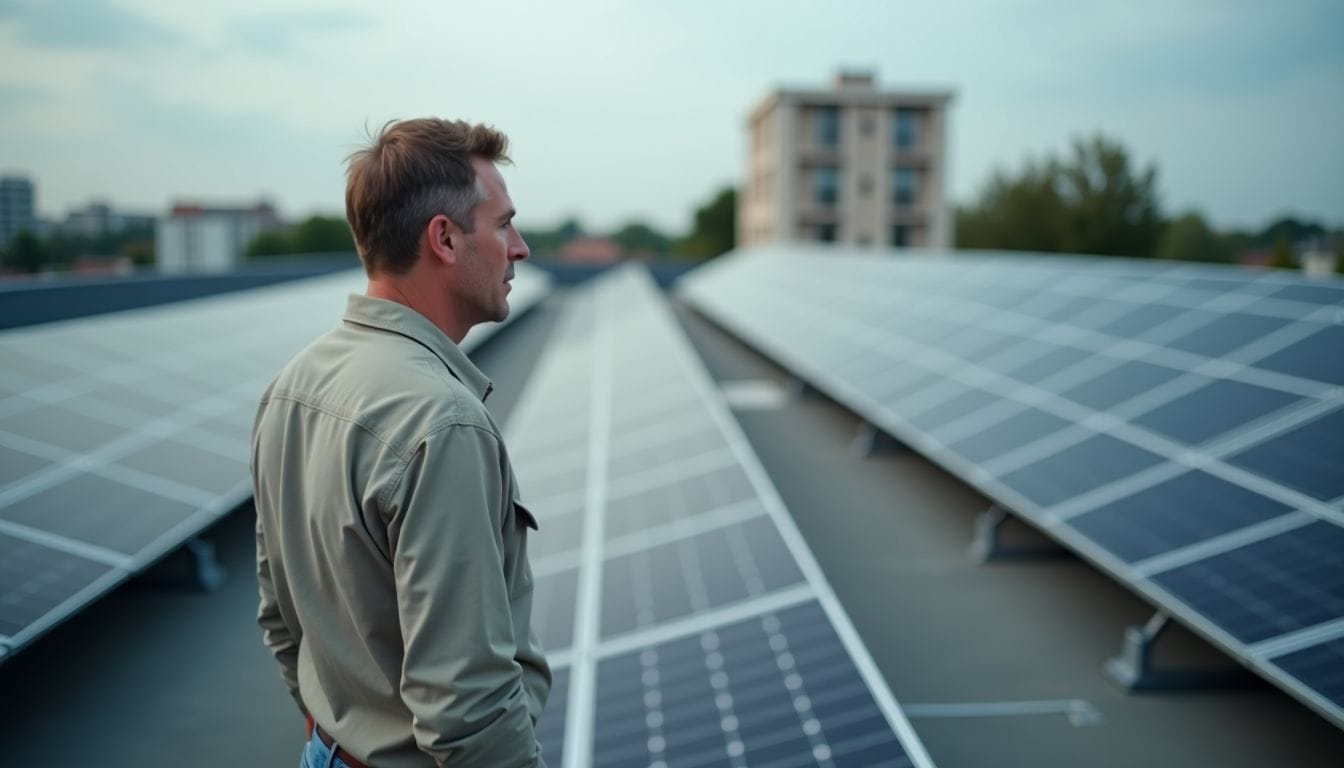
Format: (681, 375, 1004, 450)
(345, 118, 510, 274)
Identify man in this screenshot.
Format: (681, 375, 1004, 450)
(251, 118, 549, 768)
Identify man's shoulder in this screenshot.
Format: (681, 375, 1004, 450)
(260, 325, 495, 443)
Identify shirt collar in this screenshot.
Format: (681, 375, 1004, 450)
(342, 294, 494, 402)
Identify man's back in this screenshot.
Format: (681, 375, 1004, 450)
(252, 294, 549, 767)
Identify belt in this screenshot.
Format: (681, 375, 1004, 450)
(315, 724, 370, 768)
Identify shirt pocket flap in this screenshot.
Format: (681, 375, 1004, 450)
(513, 501, 539, 531)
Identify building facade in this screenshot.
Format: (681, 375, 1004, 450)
(0, 176, 37, 247)
(155, 202, 281, 273)
(740, 72, 953, 250)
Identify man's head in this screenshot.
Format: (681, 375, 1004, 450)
(345, 119, 529, 337)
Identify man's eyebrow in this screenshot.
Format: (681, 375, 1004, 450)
(498, 208, 517, 224)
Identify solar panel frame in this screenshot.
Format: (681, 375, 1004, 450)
(680, 246, 1344, 729)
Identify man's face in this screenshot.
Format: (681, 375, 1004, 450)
(456, 158, 529, 326)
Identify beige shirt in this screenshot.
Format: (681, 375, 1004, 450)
(252, 294, 550, 767)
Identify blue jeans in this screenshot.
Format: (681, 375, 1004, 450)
(299, 729, 354, 768)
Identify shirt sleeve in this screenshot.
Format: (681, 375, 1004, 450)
(385, 424, 544, 767)
(255, 512, 304, 711)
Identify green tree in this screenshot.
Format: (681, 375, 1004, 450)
(245, 216, 354, 259)
(956, 158, 1065, 251)
(519, 217, 585, 258)
(612, 221, 670, 256)
(674, 187, 736, 260)
(245, 230, 294, 259)
(290, 215, 354, 253)
(118, 236, 155, 267)
(1270, 237, 1295, 270)
(956, 134, 1163, 258)
(4, 230, 48, 273)
(1056, 135, 1162, 256)
(1157, 211, 1235, 264)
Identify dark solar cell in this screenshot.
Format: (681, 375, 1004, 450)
(1097, 303, 1190, 339)
(1130, 378, 1303, 445)
(946, 408, 1073, 464)
(528, 509, 583, 559)
(1273, 638, 1344, 712)
(1040, 295, 1103, 322)
(1002, 345, 1094, 385)
(592, 600, 911, 768)
(535, 666, 568, 768)
(0, 532, 116, 637)
(1150, 520, 1344, 644)
(936, 327, 1011, 360)
(531, 567, 578, 654)
(866, 366, 947, 407)
(904, 387, 999, 431)
(599, 516, 802, 638)
(1226, 407, 1344, 502)
(0, 473, 196, 555)
(605, 464, 757, 539)
(1252, 325, 1344, 386)
(997, 433, 1165, 508)
(834, 351, 904, 387)
(1270, 284, 1344, 307)
(1060, 359, 1185, 411)
(115, 439, 249, 496)
(0, 444, 54, 490)
(0, 403, 129, 454)
(1070, 471, 1294, 562)
(1165, 313, 1293, 358)
(608, 426, 728, 481)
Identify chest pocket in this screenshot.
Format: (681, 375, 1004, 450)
(513, 501, 539, 531)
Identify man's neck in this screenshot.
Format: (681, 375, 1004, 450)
(366, 276, 469, 343)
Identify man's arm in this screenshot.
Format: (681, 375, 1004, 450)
(386, 424, 543, 767)
(255, 513, 303, 711)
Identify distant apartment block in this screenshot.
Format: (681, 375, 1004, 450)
(0, 175, 37, 246)
(61, 202, 155, 238)
(155, 202, 281, 273)
(740, 72, 953, 250)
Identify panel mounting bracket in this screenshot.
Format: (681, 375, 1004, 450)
(850, 421, 909, 457)
(1105, 612, 1253, 692)
(134, 537, 227, 592)
(969, 504, 1069, 563)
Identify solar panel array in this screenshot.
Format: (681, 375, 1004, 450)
(679, 245, 1344, 730)
(0, 264, 551, 659)
(506, 264, 933, 767)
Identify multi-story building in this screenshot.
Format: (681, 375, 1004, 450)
(740, 72, 953, 250)
(61, 202, 156, 238)
(0, 176, 37, 246)
(155, 202, 281, 273)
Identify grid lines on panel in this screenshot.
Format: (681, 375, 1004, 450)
(503, 264, 932, 766)
(0, 265, 551, 658)
(679, 246, 1344, 729)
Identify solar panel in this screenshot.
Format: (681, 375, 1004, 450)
(0, 263, 552, 659)
(679, 245, 1344, 729)
(505, 264, 933, 766)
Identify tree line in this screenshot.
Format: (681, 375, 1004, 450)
(956, 134, 1343, 270)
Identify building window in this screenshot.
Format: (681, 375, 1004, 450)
(892, 225, 910, 247)
(891, 167, 917, 206)
(893, 108, 919, 149)
(813, 167, 839, 205)
(817, 224, 836, 242)
(815, 107, 840, 147)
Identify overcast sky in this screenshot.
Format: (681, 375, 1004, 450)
(1, 0, 1340, 234)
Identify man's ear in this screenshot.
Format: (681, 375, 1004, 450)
(426, 214, 460, 266)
